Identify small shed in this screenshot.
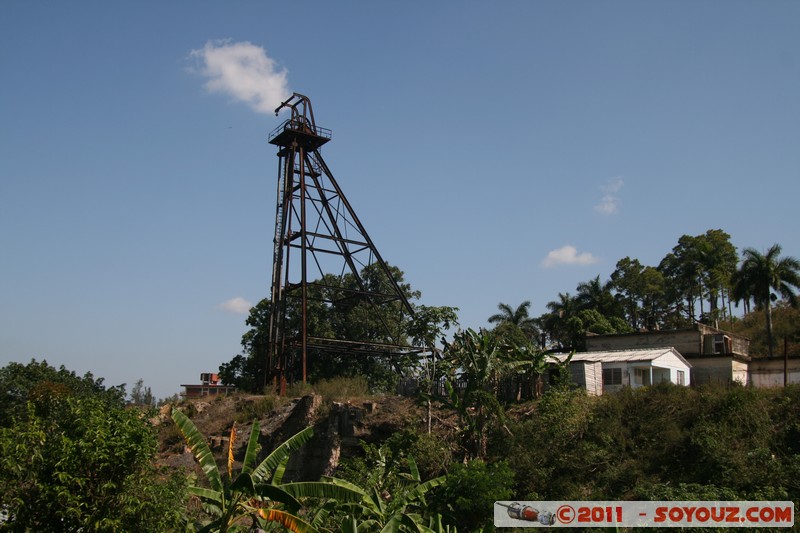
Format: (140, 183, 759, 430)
(566, 360, 604, 396)
(550, 347, 692, 395)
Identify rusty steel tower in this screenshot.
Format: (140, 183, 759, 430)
(266, 93, 416, 393)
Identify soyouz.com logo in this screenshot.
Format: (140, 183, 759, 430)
(494, 501, 794, 528)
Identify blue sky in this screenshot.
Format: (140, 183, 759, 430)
(2, 1, 798, 399)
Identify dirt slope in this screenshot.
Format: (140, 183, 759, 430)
(155, 393, 432, 482)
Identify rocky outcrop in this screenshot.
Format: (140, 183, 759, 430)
(159, 393, 422, 483)
(283, 396, 372, 481)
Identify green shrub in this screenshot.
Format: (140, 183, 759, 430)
(158, 418, 185, 453)
(408, 431, 456, 479)
(0, 396, 188, 530)
(234, 395, 276, 423)
(286, 380, 313, 398)
(375, 429, 456, 480)
(429, 459, 514, 532)
(686, 386, 782, 492)
(494, 383, 800, 504)
(501, 387, 595, 499)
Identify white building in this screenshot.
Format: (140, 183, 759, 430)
(550, 347, 692, 395)
(585, 325, 749, 386)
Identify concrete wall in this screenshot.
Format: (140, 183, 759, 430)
(749, 358, 800, 387)
(586, 330, 702, 356)
(730, 336, 750, 357)
(586, 325, 750, 358)
(688, 357, 738, 386)
(732, 360, 749, 385)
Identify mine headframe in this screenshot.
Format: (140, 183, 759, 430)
(266, 93, 418, 393)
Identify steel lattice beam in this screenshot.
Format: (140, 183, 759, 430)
(265, 93, 417, 393)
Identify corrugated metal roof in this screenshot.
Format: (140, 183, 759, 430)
(549, 346, 692, 367)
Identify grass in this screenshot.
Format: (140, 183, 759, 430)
(312, 375, 370, 402)
(234, 395, 279, 423)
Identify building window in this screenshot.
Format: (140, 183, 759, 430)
(603, 368, 622, 386)
(677, 370, 685, 386)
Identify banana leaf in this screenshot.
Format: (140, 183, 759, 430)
(279, 481, 365, 503)
(257, 508, 319, 533)
(251, 426, 314, 483)
(172, 408, 223, 493)
(241, 421, 261, 474)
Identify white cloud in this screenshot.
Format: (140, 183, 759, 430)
(190, 40, 290, 114)
(594, 176, 624, 215)
(219, 297, 253, 315)
(541, 245, 600, 267)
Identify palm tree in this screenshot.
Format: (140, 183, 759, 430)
(731, 244, 800, 358)
(542, 292, 579, 349)
(575, 275, 622, 317)
(488, 301, 538, 339)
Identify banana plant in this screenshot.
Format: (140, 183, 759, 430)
(171, 409, 360, 532)
(441, 328, 527, 458)
(313, 455, 450, 532)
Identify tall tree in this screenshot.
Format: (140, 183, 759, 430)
(220, 264, 425, 392)
(309, 263, 421, 389)
(329, 263, 419, 348)
(405, 304, 459, 433)
(611, 257, 645, 329)
(659, 236, 705, 322)
(219, 299, 272, 392)
(700, 229, 738, 323)
(638, 266, 668, 330)
(610, 258, 668, 330)
(488, 301, 539, 340)
(659, 230, 737, 325)
(731, 244, 800, 358)
(130, 378, 154, 406)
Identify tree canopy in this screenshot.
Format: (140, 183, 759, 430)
(0, 358, 126, 428)
(534, 229, 743, 340)
(0, 360, 187, 531)
(221, 263, 442, 393)
(659, 229, 738, 325)
(488, 300, 539, 340)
